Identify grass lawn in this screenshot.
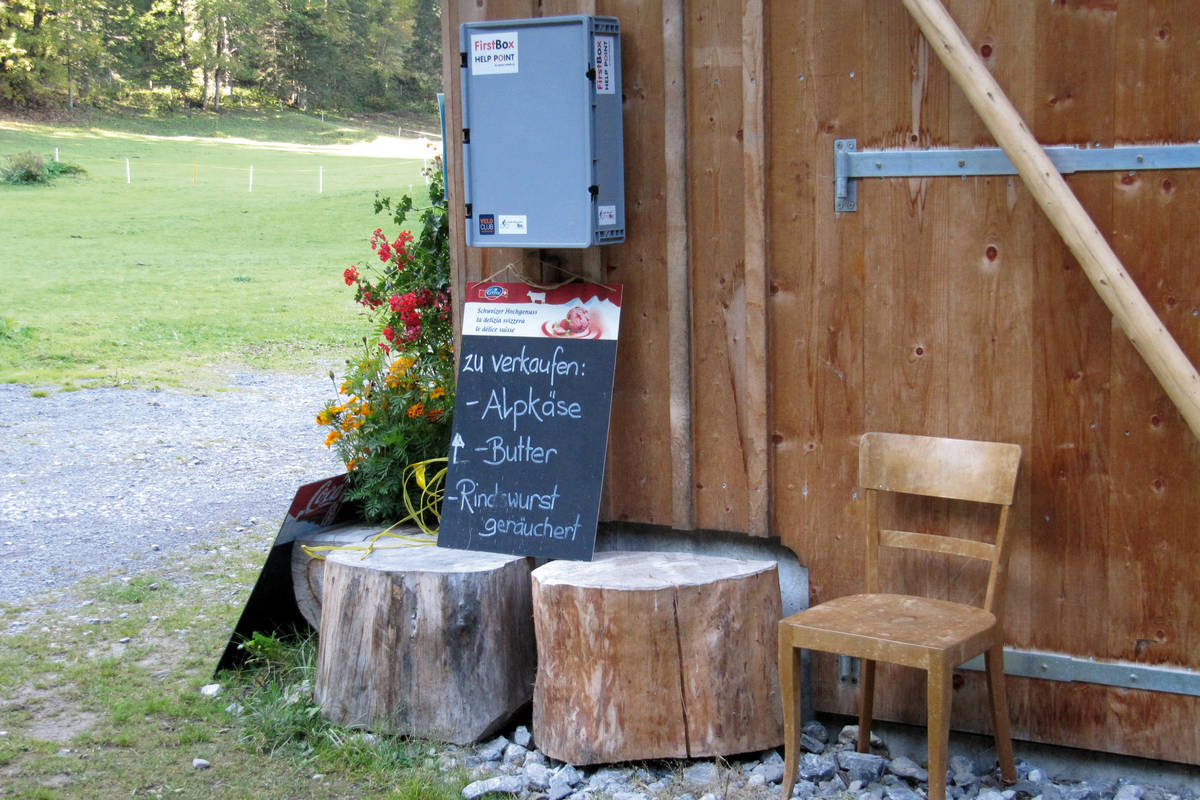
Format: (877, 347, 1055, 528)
(0, 524, 466, 799)
(0, 108, 434, 390)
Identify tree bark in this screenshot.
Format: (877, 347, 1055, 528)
(315, 545, 536, 745)
(531, 552, 783, 764)
(290, 523, 418, 630)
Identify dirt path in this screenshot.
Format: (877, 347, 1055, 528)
(0, 370, 342, 606)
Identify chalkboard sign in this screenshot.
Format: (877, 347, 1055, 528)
(437, 281, 622, 560)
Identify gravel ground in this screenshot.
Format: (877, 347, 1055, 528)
(0, 371, 342, 606)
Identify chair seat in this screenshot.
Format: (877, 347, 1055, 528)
(780, 593, 998, 668)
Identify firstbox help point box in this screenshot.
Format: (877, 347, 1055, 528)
(460, 15, 625, 248)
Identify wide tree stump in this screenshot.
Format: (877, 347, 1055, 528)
(531, 551, 783, 764)
(291, 523, 427, 630)
(314, 545, 536, 744)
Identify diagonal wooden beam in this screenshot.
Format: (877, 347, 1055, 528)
(901, 0, 1200, 441)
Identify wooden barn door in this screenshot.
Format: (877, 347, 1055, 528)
(767, 0, 1200, 763)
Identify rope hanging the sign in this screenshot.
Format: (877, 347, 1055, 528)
(480, 261, 615, 291)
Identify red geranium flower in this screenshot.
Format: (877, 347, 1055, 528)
(343, 265, 359, 285)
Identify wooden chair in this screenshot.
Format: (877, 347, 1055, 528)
(779, 432, 1021, 800)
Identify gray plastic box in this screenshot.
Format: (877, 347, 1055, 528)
(460, 15, 625, 248)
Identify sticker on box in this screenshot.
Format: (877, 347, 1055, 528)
(470, 32, 519, 75)
(497, 214, 527, 235)
(597, 205, 617, 226)
(594, 36, 615, 94)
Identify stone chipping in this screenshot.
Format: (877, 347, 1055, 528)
(451, 723, 1197, 800)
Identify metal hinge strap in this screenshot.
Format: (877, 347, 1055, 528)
(834, 139, 1200, 212)
(959, 647, 1200, 697)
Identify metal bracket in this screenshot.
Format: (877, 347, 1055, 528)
(838, 654, 860, 686)
(834, 139, 858, 212)
(834, 138, 1200, 212)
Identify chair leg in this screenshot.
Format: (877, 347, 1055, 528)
(926, 662, 953, 800)
(779, 636, 803, 800)
(857, 658, 876, 753)
(985, 644, 1016, 783)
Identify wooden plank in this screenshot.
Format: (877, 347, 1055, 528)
(936, 167, 1039, 735)
(875, 673, 1200, 765)
(595, 0, 677, 527)
(769, 0, 869, 720)
(663, 0, 695, 530)
(1027, 0, 1117, 751)
(742, 0, 769, 536)
(686, 0, 751, 533)
(1017, 678, 1200, 764)
(856, 1, 952, 721)
(542, 0, 677, 526)
(1109, 0, 1200, 666)
(1105, 0, 1200, 762)
(878, 529, 996, 562)
(940, 0, 1037, 735)
(765, 0, 818, 550)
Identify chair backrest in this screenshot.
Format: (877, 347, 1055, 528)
(858, 432, 1022, 614)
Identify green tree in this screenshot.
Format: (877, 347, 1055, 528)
(0, 0, 444, 111)
(402, 0, 438, 101)
(50, 0, 109, 107)
(0, 3, 37, 104)
(131, 0, 190, 92)
(0, 0, 109, 107)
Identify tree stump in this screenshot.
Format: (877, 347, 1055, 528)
(291, 523, 428, 630)
(531, 551, 783, 764)
(314, 545, 536, 744)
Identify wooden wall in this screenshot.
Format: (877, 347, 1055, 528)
(442, 0, 1200, 763)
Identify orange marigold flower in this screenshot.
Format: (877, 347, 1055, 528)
(407, 403, 425, 419)
(426, 408, 444, 422)
(324, 430, 342, 447)
(430, 386, 446, 399)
